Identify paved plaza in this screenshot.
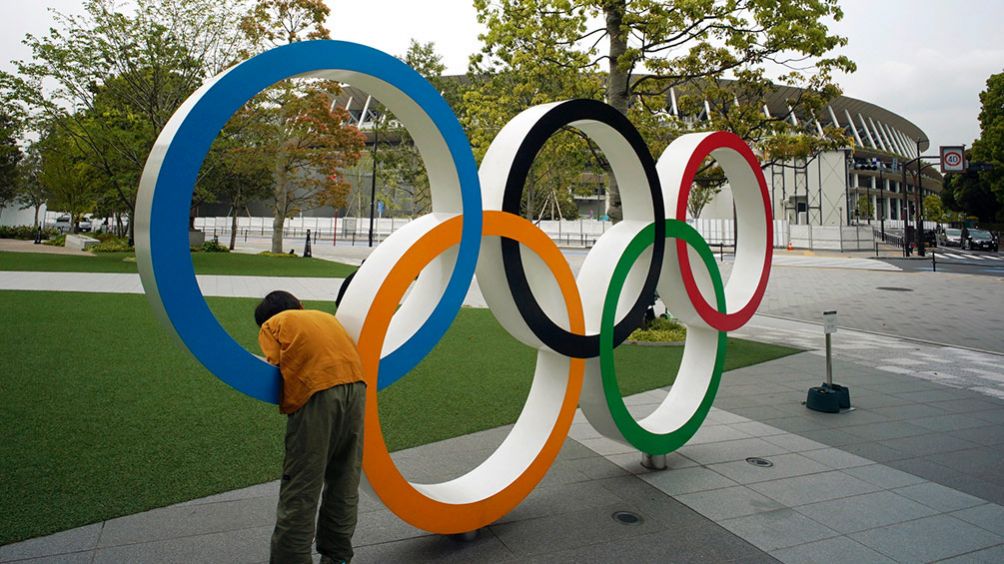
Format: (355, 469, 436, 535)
(3, 241, 1004, 563)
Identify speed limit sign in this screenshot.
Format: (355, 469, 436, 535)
(941, 146, 966, 173)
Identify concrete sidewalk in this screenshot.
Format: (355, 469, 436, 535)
(4, 344, 1004, 563)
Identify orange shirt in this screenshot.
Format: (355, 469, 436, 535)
(258, 309, 365, 414)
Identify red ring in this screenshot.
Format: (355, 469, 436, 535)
(674, 132, 772, 332)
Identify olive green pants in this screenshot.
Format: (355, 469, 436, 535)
(270, 381, 366, 564)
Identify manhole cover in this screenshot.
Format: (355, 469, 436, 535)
(876, 286, 913, 292)
(746, 457, 774, 468)
(612, 511, 643, 525)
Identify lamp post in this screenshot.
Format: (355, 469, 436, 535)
(878, 160, 885, 241)
(368, 121, 379, 247)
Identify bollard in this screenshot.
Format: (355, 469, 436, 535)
(932, 251, 936, 272)
(304, 229, 312, 258)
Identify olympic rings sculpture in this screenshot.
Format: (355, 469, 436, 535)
(136, 41, 772, 534)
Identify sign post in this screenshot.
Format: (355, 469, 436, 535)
(940, 146, 966, 173)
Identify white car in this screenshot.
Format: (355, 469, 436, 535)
(52, 215, 93, 233)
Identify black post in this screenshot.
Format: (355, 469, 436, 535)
(304, 229, 312, 258)
(879, 164, 885, 241)
(915, 140, 926, 257)
(368, 124, 379, 247)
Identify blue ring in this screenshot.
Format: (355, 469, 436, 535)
(148, 41, 481, 402)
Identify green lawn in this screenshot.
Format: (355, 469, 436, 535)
(0, 251, 356, 277)
(0, 290, 800, 545)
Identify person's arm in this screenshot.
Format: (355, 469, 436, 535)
(258, 325, 282, 366)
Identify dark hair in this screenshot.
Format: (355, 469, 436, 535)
(255, 290, 302, 326)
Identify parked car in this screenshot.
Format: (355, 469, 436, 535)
(964, 229, 999, 252)
(938, 227, 962, 247)
(52, 215, 92, 233)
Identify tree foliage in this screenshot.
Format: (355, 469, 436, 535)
(0, 112, 22, 214)
(470, 0, 855, 220)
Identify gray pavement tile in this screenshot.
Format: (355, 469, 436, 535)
(793, 490, 938, 534)
(762, 433, 829, 452)
(675, 486, 785, 521)
(597, 475, 728, 532)
(605, 451, 696, 474)
(952, 504, 1004, 536)
(714, 395, 767, 410)
(893, 482, 987, 512)
(969, 409, 1004, 425)
(836, 441, 910, 463)
(575, 436, 637, 456)
(352, 530, 514, 564)
(912, 413, 996, 432)
(937, 544, 1004, 563)
(554, 437, 599, 460)
(849, 515, 1003, 563)
(719, 508, 839, 552)
(639, 465, 738, 495)
(838, 420, 933, 441)
(841, 463, 926, 489)
(849, 393, 915, 408)
(726, 405, 796, 421)
(926, 446, 1004, 476)
(929, 398, 1004, 414)
(685, 424, 752, 445)
(756, 415, 831, 433)
(705, 407, 752, 424)
(91, 525, 272, 564)
(495, 480, 625, 525)
(749, 471, 882, 507)
(729, 420, 788, 437)
(796, 448, 873, 470)
(868, 403, 953, 421)
(677, 437, 790, 465)
(892, 389, 974, 403)
(352, 509, 427, 547)
(948, 425, 1004, 447)
(536, 456, 626, 488)
(487, 503, 666, 557)
(3, 553, 95, 564)
(793, 428, 862, 447)
(522, 524, 774, 564)
(718, 383, 794, 398)
(770, 535, 896, 564)
(708, 453, 830, 485)
(0, 524, 101, 562)
(97, 496, 276, 547)
(877, 432, 981, 457)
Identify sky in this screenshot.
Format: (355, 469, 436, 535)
(3, 0, 1003, 157)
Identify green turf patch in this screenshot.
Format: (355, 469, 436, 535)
(0, 291, 800, 545)
(0, 251, 356, 277)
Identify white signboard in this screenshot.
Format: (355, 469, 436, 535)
(940, 146, 966, 173)
(823, 310, 838, 334)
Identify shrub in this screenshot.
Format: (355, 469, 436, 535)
(0, 225, 59, 240)
(628, 316, 688, 343)
(199, 240, 230, 253)
(90, 237, 133, 253)
(43, 234, 67, 247)
(256, 251, 298, 258)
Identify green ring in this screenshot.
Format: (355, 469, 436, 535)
(599, 219, 727, 454)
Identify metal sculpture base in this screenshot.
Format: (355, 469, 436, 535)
(640, 453, 668, 470)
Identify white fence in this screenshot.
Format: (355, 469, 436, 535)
(192, 215, 912, 252)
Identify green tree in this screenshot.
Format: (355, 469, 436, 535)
(38, 130, 99, 232)
(968, 71, 1004, 222)
(16, 145, 48, 229)
(471, 0, 855, 220)
(0, 112, 22, 218)
(855, 194, 874, 222)
(923, 194, 946, 225)
(0, 0, 251, 240)
(238, 0, 365, 253)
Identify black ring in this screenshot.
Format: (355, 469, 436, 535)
(500, 99, 665, 358)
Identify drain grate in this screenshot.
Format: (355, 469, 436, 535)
(746, 457, 774, 468)
(876, 286, 913, 292)
(612, 511, 643, 525)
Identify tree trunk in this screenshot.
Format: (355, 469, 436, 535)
(229, 209, 238, 251)
(271, 212, 285, 254)
(604, 0, 629, 223)
(33, 205, 40, 229)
